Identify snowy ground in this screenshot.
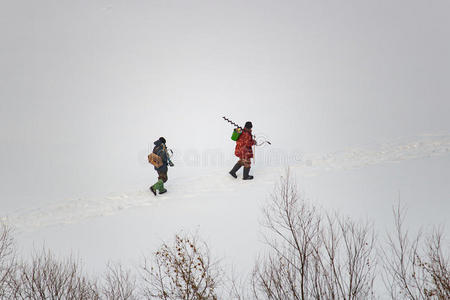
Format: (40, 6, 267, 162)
(3, 133, 449, 279)
(1, 3, 449, 298)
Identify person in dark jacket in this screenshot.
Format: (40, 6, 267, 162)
(229, 121, 256, 180)
(150, 137, 174, 195)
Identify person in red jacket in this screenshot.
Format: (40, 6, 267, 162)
(229, 121, 256, 180)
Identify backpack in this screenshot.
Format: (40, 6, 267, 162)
(231, 128, 242, 141)
(148, 153, 163, 168)
(148, 144, 166, 168)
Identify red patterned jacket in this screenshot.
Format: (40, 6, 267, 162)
(235, 129, 256, 159)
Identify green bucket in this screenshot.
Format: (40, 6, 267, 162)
(231, 128, 242, 141)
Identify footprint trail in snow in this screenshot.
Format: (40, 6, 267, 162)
(2, 133, 450, 232)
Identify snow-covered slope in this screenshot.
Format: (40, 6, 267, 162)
(2, 134, 449, 276)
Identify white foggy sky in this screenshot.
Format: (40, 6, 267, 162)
(1, 0, 450, 208)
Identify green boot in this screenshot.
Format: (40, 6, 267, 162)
(158, 180, 167, 194)
(153, 179, 167, 194)
(152, 179, 163, 194)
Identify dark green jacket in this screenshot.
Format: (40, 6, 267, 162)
(152, 140, 169, 173)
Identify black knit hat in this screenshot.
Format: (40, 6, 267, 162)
(159, 137, 166, 144)
(244, 121, 253, 129)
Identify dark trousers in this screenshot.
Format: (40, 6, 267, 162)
(158, 171, 168, 183)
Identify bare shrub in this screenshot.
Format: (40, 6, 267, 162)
(141, 233, 222, 300)
(222, 267, 253, 300)
(420, 230, 450, 299)
(382, 204, 450, 299)
(317, 214, 376, 299)
(102, 262, 137, 300)
(252, 171, 376, 299)
(9, 249, 99, 299)
(0, 223, 16, 298)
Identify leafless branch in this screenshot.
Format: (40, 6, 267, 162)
(10, 248, 99, 299)
(253, 170, 376, 300)
(382, 202, 450, 300)
(140, 233, 222, 300)
(102, 261, 137, 300)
